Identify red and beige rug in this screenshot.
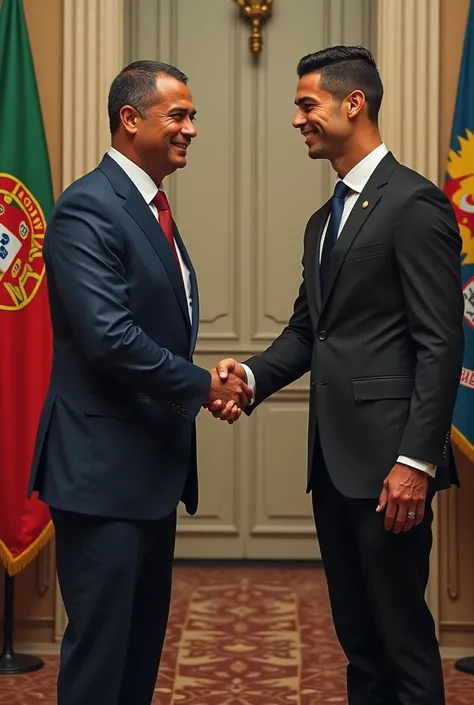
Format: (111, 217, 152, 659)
(0, 564, 473, 704)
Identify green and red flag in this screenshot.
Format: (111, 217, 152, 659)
(0, 0, 54, 574)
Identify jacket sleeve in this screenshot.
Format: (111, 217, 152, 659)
(394, 185, 464, 463)
(244, 229, 314, 411)
(45, 189, 210, 421)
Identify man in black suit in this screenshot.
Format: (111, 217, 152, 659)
(28, 61, 251, 705)
(211, 46, 464, 705)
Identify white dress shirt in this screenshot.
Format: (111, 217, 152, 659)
(243, 143, 435, 477)
(107, 147, 193, 322)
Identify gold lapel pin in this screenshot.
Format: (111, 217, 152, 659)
(362, 200, 369, 209)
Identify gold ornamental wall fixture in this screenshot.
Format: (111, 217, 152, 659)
(233, 0, 273, 56)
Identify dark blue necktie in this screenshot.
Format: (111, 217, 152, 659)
(320, 180, 350, 297)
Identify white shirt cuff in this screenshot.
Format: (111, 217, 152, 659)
(397, 455, 436, 478)
(241, 364, 255, 405)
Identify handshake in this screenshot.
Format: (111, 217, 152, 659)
(204, 359, 250, 424)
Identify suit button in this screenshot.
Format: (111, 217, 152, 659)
(311, 382, 316, 391)
(318, 330, 327, 341)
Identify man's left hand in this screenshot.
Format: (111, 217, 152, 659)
(376, 463, 428, 533)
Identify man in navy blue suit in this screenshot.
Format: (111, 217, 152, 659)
(28, 60, 251, 705)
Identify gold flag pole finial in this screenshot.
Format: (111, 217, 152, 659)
(234, 0, 273, 56)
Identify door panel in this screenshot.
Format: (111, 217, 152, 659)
(124, 0, 375, 559)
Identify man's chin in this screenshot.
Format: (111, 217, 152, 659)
(307, 145, 326, 160)
(165, 156, 187, 174)
(172, 155, 188, 169)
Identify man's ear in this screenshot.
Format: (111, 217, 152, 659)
(345, 90, 366, 120)
(120, 105, 140, 135)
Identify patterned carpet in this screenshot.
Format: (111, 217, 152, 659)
(0, 564, 473, 704)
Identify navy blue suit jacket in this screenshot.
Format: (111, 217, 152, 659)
(28, 154, 211, 520)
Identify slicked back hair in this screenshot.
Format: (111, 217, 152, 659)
(297, 46, 383, 124)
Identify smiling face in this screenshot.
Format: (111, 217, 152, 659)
(293, 72, 353, 162)
(120, 74, 197, 183)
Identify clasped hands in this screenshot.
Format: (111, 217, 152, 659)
(204, 359, 248, 424)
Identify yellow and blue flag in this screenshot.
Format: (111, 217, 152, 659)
(445, 0, 474, 460)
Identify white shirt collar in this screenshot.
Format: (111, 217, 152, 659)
(338, 143, 388, 195)
(107, 146, 163, 204)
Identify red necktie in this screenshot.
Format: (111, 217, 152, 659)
(152, 191, 180, 265)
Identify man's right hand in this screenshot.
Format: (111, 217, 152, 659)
(216, 358, 247, 383)
(206, 366, 251, 410)
(206, 360, 249, 423)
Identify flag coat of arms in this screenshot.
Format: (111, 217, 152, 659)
(0, 0, 54, 574)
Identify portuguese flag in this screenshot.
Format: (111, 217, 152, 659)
(0, 0, 54, 574)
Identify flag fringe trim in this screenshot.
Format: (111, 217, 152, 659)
(451, 425, 474, 463)
(0, 521, 54, 576)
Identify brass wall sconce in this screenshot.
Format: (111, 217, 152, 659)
(233, 0, 273, 56)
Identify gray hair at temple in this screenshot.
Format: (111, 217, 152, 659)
(107, 60, 188, 135)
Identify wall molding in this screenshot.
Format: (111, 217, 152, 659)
(377, 0, 440, 185)
(62, 0, 124, 188)
(441, 621, 474, 634)
(55, 0, 125, 641)
(251, 525, 316, 537)
(377, 0, 441, 630)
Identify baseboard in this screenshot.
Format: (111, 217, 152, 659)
(173, 557, 324, 568)
(440, 646, 474, 659)
(15, 642, 60, 656)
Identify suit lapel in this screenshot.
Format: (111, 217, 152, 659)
(322, 186, 381, 306)
(98, 154, 191, 331)
(173, 223, 200, 354)
(321, 152, 398, 309)
(123, 189, 191, 328)
(306, 201, 330, 314)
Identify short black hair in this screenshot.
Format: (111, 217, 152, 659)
(297, 46, 383, 124)
(108, 60, 188, 135)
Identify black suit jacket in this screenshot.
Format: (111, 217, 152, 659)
(28, 154, 211, 519)
(245, 153, 464, 498)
